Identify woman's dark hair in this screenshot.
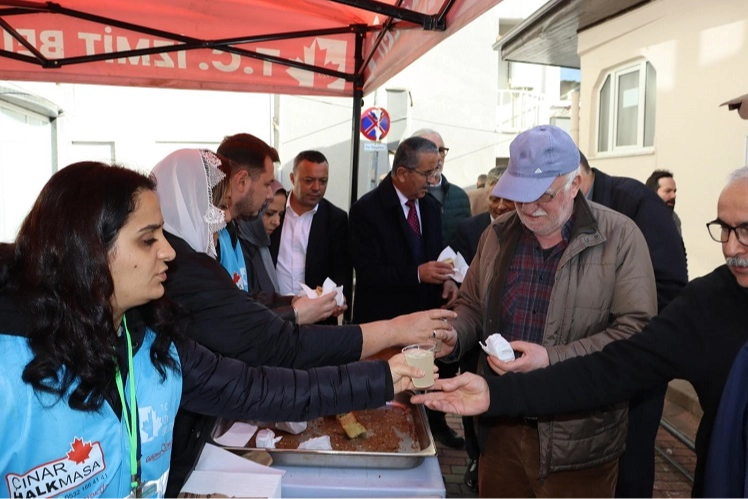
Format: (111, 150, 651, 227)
(10, 162, 180, 411)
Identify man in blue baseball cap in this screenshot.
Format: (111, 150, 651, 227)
(434, 125, 657, 497)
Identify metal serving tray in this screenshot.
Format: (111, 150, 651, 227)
(209, 392, 436, 469)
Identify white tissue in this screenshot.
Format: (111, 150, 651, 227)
(255, 429, 283, 449)
(437, 246, 470, 283)
(297, 435, 332, 450)
(480, 333, 516, 362)
(299, 277, 345, 307)
(275, 421, 307, 435)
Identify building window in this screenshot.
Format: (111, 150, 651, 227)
(597, 61, 656, 152)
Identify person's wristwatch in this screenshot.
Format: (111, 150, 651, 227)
(292, 306, 300, 324)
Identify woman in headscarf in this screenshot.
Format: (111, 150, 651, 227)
(153, 148, 457, 494)
(0, 159, 423, 498)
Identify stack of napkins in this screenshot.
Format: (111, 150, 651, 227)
(437, 246, 469, 283)
(179, 444, 284, 498)
(480, 333, 516, 362)
(299, 277, 345, 306)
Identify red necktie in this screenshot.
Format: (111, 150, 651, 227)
(405, 199, 421, 237)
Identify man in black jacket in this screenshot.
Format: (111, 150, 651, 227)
(350, 136, 462, 449)
(578, 152, 688, 497)
(412, 166, 748, 497)
(270, 150, 351, 324)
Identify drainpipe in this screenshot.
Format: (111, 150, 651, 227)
(570, 90, 580, 145)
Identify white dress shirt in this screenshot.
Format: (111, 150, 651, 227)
(276, 195, 319, 295)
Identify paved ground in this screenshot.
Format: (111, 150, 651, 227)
(435, 399, 699, 498)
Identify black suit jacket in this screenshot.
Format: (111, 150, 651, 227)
(349, 174, 444, 323)
(270, 197, 352, 322)
(591, 167, 688, 312)
(454, 212, 491, 265)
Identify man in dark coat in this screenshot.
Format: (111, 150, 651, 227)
(270, 150, 351, 324)
(579, 152, 688, 498)
(350, 136, 462, 448)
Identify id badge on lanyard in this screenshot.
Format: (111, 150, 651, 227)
(124, 480, 159, 498)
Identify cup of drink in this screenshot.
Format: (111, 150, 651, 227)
(402, 343, 436, 389)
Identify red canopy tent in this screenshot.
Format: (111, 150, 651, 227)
(0, 0, 500, 201)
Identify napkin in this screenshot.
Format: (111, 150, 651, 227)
(213, 421, 258, 447)
(437, 246, 469, 283)
(298, 435, 332, 450)
(480, 333, 516, 362)
(255, 429, 283, 449)
(299, 277, 345, 306)
(275, 421, 307, 435)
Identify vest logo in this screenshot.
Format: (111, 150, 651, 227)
(5, 438, 106, 498)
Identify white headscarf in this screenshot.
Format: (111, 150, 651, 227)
(152, 149, 227, 258)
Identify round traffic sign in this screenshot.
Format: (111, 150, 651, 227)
(360, 107, 391, 141)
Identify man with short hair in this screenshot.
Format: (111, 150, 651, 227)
(412, 129, 472, 248)
(270, 150, 351, 323)
(579, 152, 688, 497)
(437, 125, 657, 497)
(350, 136, 463, 448)
(413, 165, 748, 498)
(646, 169, 682, 235)
(468, 173, 490, 216)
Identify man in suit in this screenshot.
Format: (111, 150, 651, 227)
(455, 167, 516, 264)
(453, 165, 516, 491)
(579, 152, 688, 498)
(412, 129, 472, 249)
(270, 150, 351, 324)
(350, 136, 462, 447)
(468, 173, 489, 216)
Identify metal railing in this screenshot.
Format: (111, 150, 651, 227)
(496, 89, 545, 133)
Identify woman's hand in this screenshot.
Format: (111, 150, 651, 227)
(388, 309, 457, 355)
(409, 372, 490, 416)
(388, 352, 438, 394)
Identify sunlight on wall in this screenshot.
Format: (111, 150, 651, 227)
(699, 20, 745, 66)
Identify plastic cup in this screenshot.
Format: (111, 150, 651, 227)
(402, 343, 436, 389)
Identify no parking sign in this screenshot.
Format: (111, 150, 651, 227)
(360, 107, 391, 141)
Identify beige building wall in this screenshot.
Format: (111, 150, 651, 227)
(577, 0, 748, 279)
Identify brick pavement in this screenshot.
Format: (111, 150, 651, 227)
(435, 399, 697, 498)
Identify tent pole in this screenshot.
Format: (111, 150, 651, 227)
(349, 27, 365, 207)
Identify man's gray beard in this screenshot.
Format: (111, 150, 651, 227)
(726, 256, 748, 267)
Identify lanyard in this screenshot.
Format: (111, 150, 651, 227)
(114, 314, 139, 494)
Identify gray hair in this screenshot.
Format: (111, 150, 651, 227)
(727, 166, 748, 185)
(411, 128, 443, 141)
(486, 166, 506, 186)
(562, 167, 581, 192)
(392, 136, 439, 171)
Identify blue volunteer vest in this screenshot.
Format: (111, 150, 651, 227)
(0, 329, 181, 498)
(218, 227, 248, 292)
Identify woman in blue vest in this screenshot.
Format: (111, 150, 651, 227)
(0, 161, 423, 498)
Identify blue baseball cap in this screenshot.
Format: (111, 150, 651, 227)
(492, 125, 580, 203)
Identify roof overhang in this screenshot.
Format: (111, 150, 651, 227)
(494, 0, 651, 69)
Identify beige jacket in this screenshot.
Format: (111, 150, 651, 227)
(453, 194, 657, 477)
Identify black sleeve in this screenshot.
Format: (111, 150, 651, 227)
(165, 248, 363, 369)
(329, 209, 353, 321)
(176, 338, 394, 421)
(485, 279, 710, 418)
(632, 197, 689, 312)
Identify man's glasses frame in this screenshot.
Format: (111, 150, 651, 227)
(706, 220, 748, 246)
(404, 167, 439, 180)
(438, 147, 449, 157)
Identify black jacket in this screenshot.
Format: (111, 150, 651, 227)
(349, 174, 444, 323)
(0, 291, 392, 494)
(590, 168, 688, 311)
(270, 197, 352, 323)
(485, 265, 748, 496)
(454, 212, 491, 265)
(162, 231, 367, 494)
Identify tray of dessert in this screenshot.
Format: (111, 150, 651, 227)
(209, 391, 436, 469)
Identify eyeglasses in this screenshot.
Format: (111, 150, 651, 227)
(406, 167, 439, 180)
(438, 147, 449, 157)
(524, 183, 565, 204)
(706, 220, 748, 246)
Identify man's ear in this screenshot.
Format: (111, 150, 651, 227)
(290, 171, 296, 186)
(233, 170, 249, 191)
